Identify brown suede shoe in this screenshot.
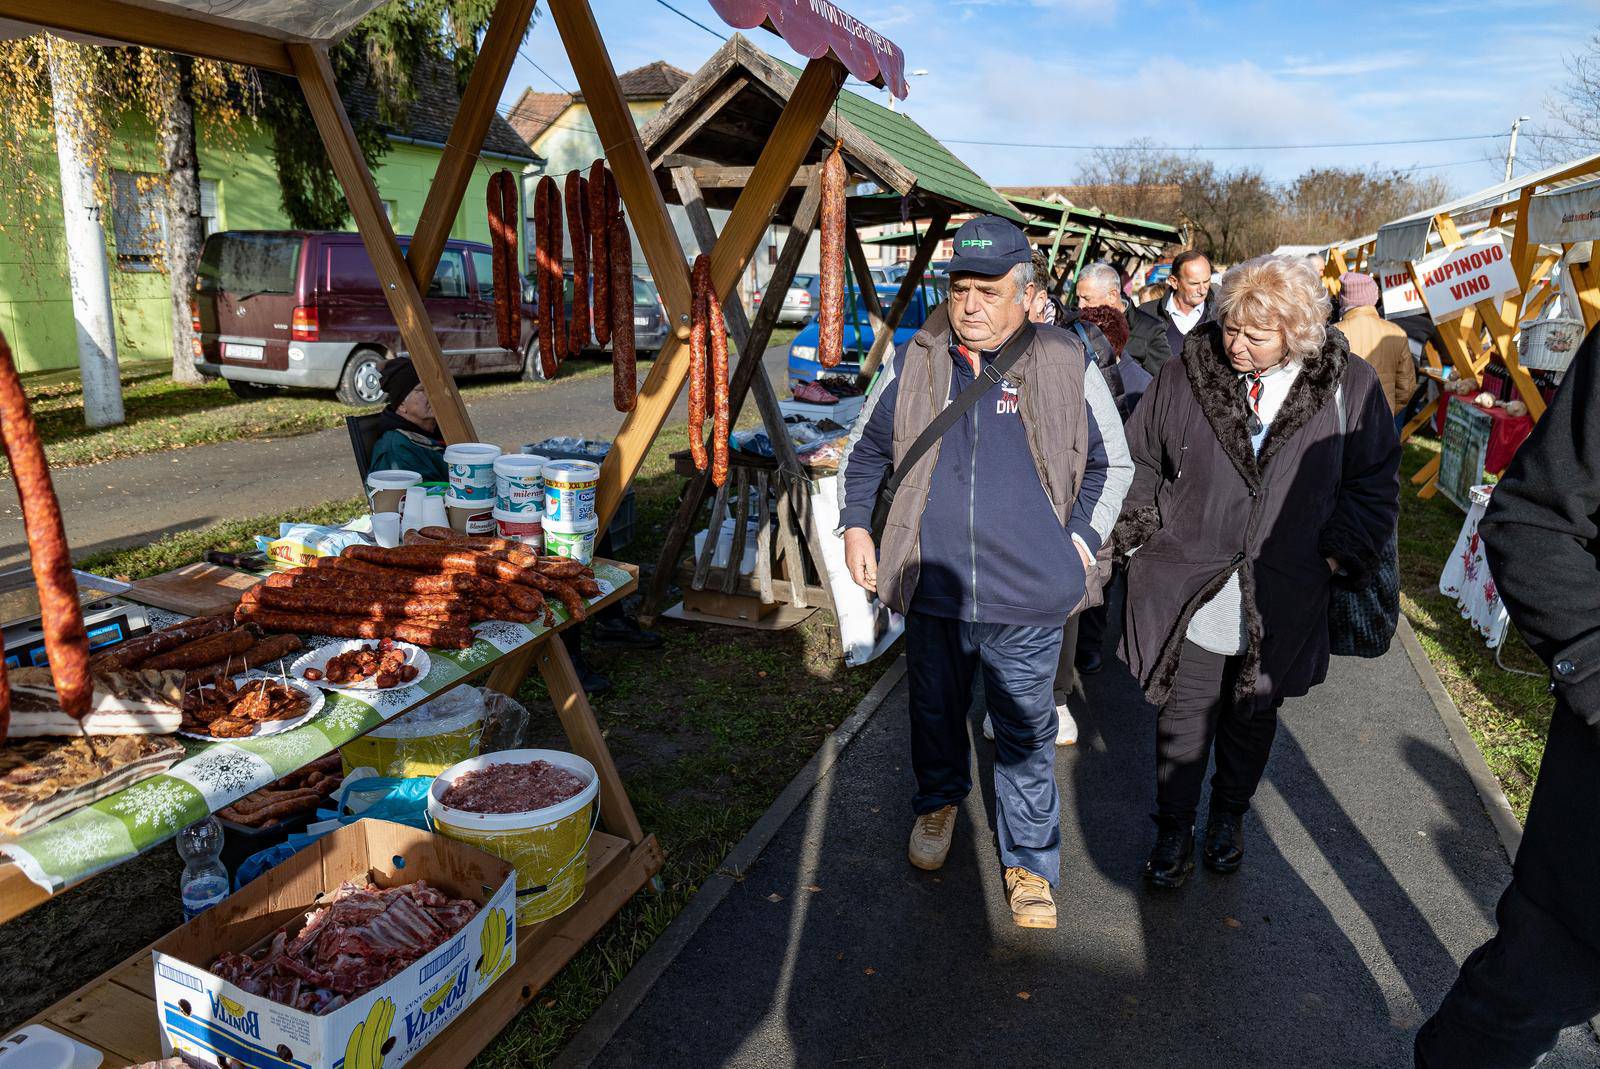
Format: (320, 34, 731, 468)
(908, 805, 957, 871)
(1004, 867, 1057, 929)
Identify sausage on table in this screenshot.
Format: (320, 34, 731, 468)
(566, 169, 590, 358)
(236, 610, 474, 649)
(589, 159, 612, 349)
(710, 268, 730, 488)
(184, 634, 305, 688)
(687, 254, 711, 471)
(534, 176, 561, 380)
(0, 332, 91, 724)
(487, 169, 521, 351)
(264, 567, 494, 597)
(143, 629, 255, 671)
(611, 206, 636, 412)
(246, 587, 462, 619)
(93, 615, 233, 671)
(818, 143, 847, 369)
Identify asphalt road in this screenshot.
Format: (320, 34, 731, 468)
(0, 345, 793, 572)
(581, 624, 1598, 1067)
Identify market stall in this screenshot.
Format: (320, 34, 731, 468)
(0, 0, 909, 1064)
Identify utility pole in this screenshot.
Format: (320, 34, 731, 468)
(47, 35, 124, 428)
(1505, 115, 1532, 183)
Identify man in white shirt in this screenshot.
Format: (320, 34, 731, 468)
(1126, 250, 1215, 375)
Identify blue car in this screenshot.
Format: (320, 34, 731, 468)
(787, 277, 946, 388)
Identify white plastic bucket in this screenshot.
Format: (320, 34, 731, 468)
(366, 469, 421, 514)
(494, 508, 544, 548)
(444, 443, 502, 502)
(495, 454, 548, 515)
(543, 460, 600, 529)
(428, 749, 599, 925)
(445, 495, 497, 535)
(543, 520, 598, 565)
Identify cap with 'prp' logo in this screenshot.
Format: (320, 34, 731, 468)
(947, 215, 1033, 278)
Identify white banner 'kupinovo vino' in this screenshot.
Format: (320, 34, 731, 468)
(1375, 261, 1424, 319)
(1411, 235, 1520, 322)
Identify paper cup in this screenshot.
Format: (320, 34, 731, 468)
(420, 491, 449, 530)
(494, 508, 544, 548)
(495, 454, 548, 515)
(543, 519, 598, 565)
(444, 442, 501, 503)
(543, 460, 600, 530)
(367, 469, 420, 514)
(446, 495, 496, 535)
(372, 512, 401, 548)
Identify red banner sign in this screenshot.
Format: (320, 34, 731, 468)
(708, 0, 909, 98)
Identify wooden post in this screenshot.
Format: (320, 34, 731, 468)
(592, 56, 847, 532)
(535, 635, 644, 843)
(858, 207, 950, 382)
(407, 0, 538, 286)
(547, 0, 693, 334)
(845, 224, 888, 345)
(289, 44, 476, 444)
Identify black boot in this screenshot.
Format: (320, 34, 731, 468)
(1203, 811, 1245, 873)
(1143, 823, 1195, 890)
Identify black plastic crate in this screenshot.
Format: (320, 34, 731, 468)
(521, 440, 635, 553)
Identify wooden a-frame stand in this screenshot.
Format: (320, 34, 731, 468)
(0, 0, 865, 1059)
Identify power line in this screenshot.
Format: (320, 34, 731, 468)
(652, 0, 728, 41)
(517, 47, 573, 95)
(940, 132, 1506, 152)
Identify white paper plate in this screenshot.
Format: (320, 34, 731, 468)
(178, 673, 324, 742)
(290, 639, 431, 693)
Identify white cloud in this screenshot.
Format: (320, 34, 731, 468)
(1276, 51, 1424, 78)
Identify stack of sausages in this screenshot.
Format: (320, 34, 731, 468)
(90, 615, 304, 691)
(218, 754, 341, 829)
(688, 254, 730, 487)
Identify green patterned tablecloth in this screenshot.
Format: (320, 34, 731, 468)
(0, 563, 632, 892)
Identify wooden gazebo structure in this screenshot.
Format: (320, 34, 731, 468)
(0, 0, 908, 1061)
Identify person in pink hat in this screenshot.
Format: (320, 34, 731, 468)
(1337, 271, 1416, 424)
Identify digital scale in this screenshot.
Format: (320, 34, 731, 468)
(0, 566, 151, 671)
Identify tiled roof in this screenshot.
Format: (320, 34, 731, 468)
(343, 54, 538, 161)
(611, 60, 691, 100)
(506, 88, 574, 145)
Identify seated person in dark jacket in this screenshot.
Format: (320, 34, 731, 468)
(369, 359, 447, 482)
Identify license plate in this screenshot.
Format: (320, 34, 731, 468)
(223, 343, 264, 361)
(633, 317, 649, 326)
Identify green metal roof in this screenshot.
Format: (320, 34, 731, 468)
(1005, 194, 1180, 242)
(778, 61, 1021, 222)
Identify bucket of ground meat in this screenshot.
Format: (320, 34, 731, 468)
(427, 749, 599, 925)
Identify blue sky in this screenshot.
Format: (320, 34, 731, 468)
(499, 0, 1600, 199)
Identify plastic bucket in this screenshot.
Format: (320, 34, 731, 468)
(544, 520, 597, 565)
(340, 688, 484, 777)
(543, 460, 599, 529)
(366, 469, 421, 514)
(428, 749, 599, 925)
(445, 495, 497, 535)
(444, 442, 502, 502)
(495, 454, 548, 515)
(494, 509, 544, 548)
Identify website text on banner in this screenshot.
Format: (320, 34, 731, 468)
(1377, 261, 1424, 319)
(1411, 235, 1520, 322)
(1526, 179, 1600, 246)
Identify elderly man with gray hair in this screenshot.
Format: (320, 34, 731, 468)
(838, 215, 1132, 929)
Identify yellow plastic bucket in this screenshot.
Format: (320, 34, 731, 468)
(341, 689, 483, 778)
(427, 750, 598, 926)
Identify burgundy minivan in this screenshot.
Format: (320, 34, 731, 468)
(192, 231, 538, 405)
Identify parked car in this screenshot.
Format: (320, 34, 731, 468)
(752, 272, 819, 325)
(529, 268, 666, 379)
(192, 230, 538, 405)
(787, 277, 947, 386)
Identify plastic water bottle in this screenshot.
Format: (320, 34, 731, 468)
(177, 817, 230, 920)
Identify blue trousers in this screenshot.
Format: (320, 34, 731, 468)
(904, 611, 1063, 884)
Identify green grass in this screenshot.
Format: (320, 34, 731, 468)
(1397, 439, 1553, 819)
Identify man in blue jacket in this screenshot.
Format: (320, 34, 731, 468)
(838, 216, 1132, 929)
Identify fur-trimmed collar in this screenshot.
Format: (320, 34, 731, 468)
(1181, 322, 1350, 489)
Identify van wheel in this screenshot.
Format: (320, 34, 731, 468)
(227, 379, 275, 400)
(521, 337, 550, 382)
(337, 350, 386, 406)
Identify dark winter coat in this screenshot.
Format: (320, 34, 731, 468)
(1125, 293, 1218, 376)
(1113, 321, 1401, 713)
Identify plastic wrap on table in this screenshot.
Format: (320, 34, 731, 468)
(479, 689, 532, 754)
(338, 686, 484, 778)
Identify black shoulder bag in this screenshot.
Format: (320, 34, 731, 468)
(871, 323, 1036, 540)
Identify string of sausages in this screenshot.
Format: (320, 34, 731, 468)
(533, 175, 562, 381)
(0, 329, 91, 738)
(687, 254, 729, 488)
(565, 168, 589, 359)
(486, 170, 521, 351)
(818, 142, 847, 369)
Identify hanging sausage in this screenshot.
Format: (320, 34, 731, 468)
(688, 254, 710, 471)
(709, 271, 730, 488)
(818, 143, 847, 369)
(533, 175, 563, 380)
(588, 159, 612, 349)
(611, 209, 636, 413)
(486, 170, 521, 351)
(565, 169, 589, 358)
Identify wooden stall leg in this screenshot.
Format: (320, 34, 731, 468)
(1399, 398, 1438, 444)
(755, 470, 774, 604)
(723, 467, 750, 595)
(535, 635, 644, 844)
(775, 479, 809, 608)
(859, 208, 951, 382)
(1413, 454, 1442, 486)
(693, 478, 732, 591)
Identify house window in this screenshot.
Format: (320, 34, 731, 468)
(112, 171, 222, 268)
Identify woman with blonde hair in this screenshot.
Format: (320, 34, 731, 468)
(1113, 255, 1400, 889)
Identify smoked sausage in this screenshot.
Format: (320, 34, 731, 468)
(612, 206, 636, 412)
(566, 169, 590, 357)
(247, 587, 461, 619)
(710, 268, 730, 488)
(92, 615, 233, 671)
(234, 610, 474, 649)
(688, 254, 711, 471)
(184, 634, 304, 688)
(487, 170, 521, 350)
(818, 143, 847, 369)
(143, 629, 255, 671)
(0, 331, 90, 723)
(589, 159, 612, 348)
(534, 176, 561, 379)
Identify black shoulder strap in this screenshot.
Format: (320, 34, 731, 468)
(882, 322, 1037, 502)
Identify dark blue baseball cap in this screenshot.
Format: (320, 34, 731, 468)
(947, 215, 1033, 277)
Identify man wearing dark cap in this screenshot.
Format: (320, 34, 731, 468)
(838, 216, 1132, 929)
(369, 359, 447, 482)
